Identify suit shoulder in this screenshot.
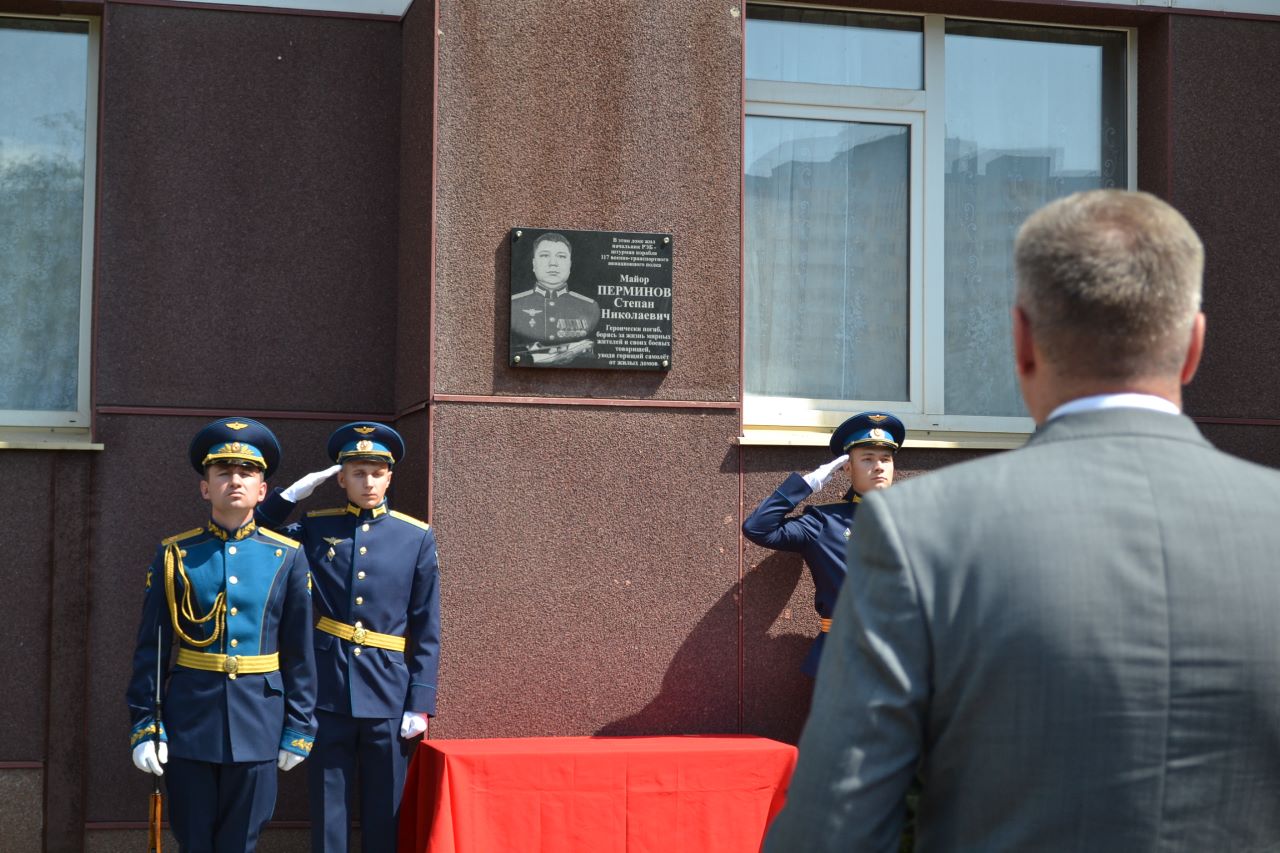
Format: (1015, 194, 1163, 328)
(389, 510, 430, 532)
(306, 507, 348, 518)
(257, 528, 300, 549)
(161, 527, 204, 546)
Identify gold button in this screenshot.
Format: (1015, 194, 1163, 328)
(228, 546, 237, 555)
(355, 596, 364, 605)
(359, 546, 367, 555)
(357, 571, 366, 580)
(353, 648, 362, 657)
(362, 523, 370, 532)
(230, 607, 238, 616)
(275, 549, 283, 557)
(230, 639, 239, 648)
(229, 576, 238, 584)
(179, 550, 187, 557)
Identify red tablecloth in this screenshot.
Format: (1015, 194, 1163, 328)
(397, 735, 797, 853)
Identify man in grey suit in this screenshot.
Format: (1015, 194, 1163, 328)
(764, 189, 1280, 852)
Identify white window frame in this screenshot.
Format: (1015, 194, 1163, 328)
(0, 13, 99, 434)
(742, 9, 1138, 448)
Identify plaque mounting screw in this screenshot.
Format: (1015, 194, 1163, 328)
(662, 359, 670, 368)
(515, 230, 523, 238)
(513, 355, 522, 364)
(663, 236, 670, 244)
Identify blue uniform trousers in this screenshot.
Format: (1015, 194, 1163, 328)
(308, 709, 414, 853)
(165, 756, 277, 853)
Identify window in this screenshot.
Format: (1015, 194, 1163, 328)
(744, 7, 1132, 445)
(0, 15, 98, 430)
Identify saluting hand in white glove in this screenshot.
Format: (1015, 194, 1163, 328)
(802, 454, 849, 493)
(400, 712, 429, 740)
(280, 464, 341, 503)
(277, 749, 305, 772)
(132, 740, 167, 776)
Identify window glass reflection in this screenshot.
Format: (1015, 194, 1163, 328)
(944, 22, 1127, 417)
(0, 19, 90, 413)
(745, 116, 910, 403)
(746, 6, 923, 90)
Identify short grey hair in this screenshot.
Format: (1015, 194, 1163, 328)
(1014, 189, 1204, 381)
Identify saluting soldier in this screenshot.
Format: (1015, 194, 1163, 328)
(126, 417, 317, 852)
(742, 412, 905, 677)
(256, 422, 440, 853)
(510, 231, 601, 365)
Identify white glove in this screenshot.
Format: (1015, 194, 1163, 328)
(277, 749, 305, 772)
(802, 454, 849, 492)
(132, 740, 167, 776)
(400, 712, 429, 740)
(280, 465, 341, 502)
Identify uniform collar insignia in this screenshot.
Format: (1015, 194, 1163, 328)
(323, 536, 344, 546)
(207, 519, 257, 541)
(345, 502, 389, 519)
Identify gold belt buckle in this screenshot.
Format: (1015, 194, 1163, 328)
(351, 627, 368, 646)
(223, 656, 239, 678)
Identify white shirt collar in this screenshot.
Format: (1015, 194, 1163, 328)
(1048, 392, 1181, 422)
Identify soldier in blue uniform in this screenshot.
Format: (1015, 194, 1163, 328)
(126, 417, 317, 853)
(256, 422, 440, 853)
(510, 231, 600, 365)
(742, 412, 905, 677)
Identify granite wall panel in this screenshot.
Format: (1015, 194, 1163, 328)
(95, 4, 402, 414)
(428, 402, 742, 738)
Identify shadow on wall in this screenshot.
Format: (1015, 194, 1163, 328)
(596, 553, 814, 744)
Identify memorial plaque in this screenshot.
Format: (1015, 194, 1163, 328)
(509, 227, 673, 370)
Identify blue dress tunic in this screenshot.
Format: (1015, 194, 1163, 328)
(742, 472, 860, 676)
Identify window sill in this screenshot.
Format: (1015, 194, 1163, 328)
(739, 426, 1029, 451)
(0, 428, 102, 451)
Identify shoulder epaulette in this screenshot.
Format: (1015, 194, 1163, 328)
(511, 288, 536, 299)
(258, 528, 300, 549)
(162, 527, 204, 546)
(567, 291, 596, 304)
(390, 510, 430, 531)
(306, 508, 349, 518)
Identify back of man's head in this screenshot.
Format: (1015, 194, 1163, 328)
(1015, 189, 1204, 383)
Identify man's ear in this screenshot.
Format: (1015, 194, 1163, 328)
(1012, 304, 1037, 380)
(1180, 312, 1206, 386)
(336, 468, 347, 490)
(199, 477, 210, 502)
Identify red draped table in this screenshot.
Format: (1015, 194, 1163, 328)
(397, 735, 797, 853)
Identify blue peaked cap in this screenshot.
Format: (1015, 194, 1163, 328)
(327, 422, 405, 467)
(829, 412, 906, 456)
(189, 417, 281, 478)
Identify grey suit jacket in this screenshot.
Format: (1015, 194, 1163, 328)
(765, 408, 1280, 852)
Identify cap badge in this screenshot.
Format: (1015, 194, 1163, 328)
(225, 421, 248, 430)
(869, 428, 887, 441)
(354, 426, 376, 435)
(868, 415, 887, 423)
(356, 440, 374, 452)
(228, 442, 243, 452)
